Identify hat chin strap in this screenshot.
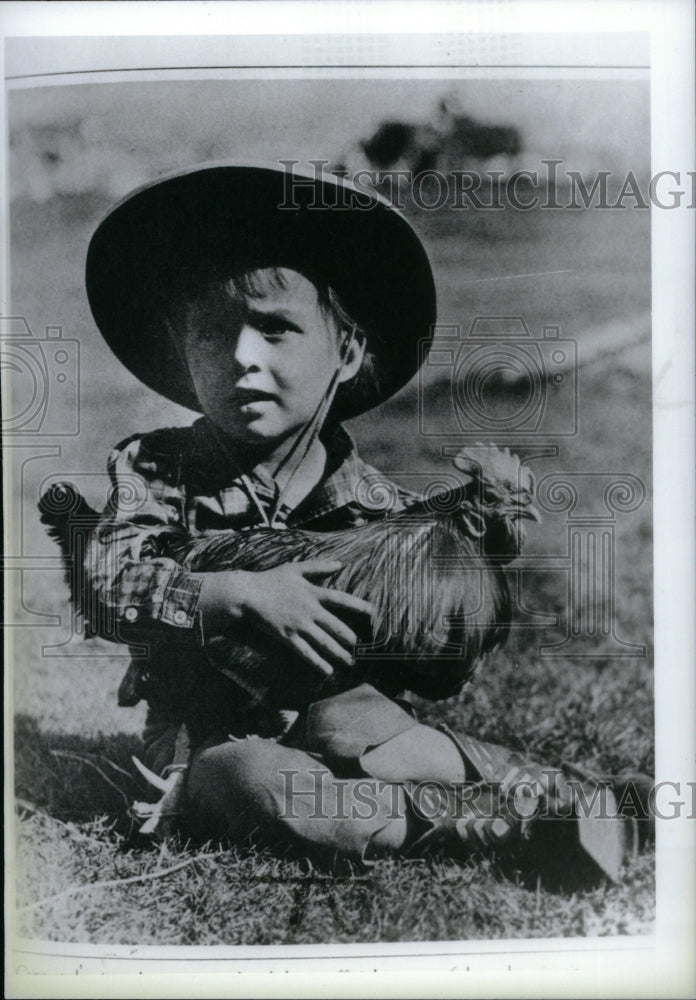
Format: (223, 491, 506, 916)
(267, 324, 356, 527)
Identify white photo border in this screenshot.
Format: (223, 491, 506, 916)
(3, 2, 694, 997)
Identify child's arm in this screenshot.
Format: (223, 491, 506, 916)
(79, 432, 205, 647)
(85, 433, 373, 676)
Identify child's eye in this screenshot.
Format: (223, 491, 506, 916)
(262, 324, 290, 339)
(257, 318, 302, 339)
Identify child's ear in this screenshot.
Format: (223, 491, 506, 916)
(337, 332, 367, 384)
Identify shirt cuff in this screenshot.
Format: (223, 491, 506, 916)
(117, 567, 204, 644)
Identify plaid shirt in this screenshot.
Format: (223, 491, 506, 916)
(86, 416, 407, 649)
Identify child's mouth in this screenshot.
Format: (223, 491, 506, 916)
(230, 389, 277, 409)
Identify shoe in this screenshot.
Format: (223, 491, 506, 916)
(563, 762, 654, 857)
(406, 725, 652, 889)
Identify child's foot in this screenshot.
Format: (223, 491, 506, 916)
(406, 725, 652, 889)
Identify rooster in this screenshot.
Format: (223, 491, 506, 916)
(39, 447, 539, 710)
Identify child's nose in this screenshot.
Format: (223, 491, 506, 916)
(232, 324, 265, 371)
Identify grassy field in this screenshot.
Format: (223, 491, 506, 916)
(9, 197, 654, 946)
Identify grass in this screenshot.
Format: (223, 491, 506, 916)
(12, 609, 655, 944)
(9, 202, 654, 946)
(14, 813, 654, 945)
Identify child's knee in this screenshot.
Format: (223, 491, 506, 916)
(186, 737, 328, 837)
(191, 737, 284, 801)
(361, 724, 468, 784)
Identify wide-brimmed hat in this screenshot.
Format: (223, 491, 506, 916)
(85, 161, 437, 420)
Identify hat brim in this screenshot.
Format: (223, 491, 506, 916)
(85, 162, 436, 420)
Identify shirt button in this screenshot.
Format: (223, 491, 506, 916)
(124, 606, 139, 623)
(173, 610, 188, 626)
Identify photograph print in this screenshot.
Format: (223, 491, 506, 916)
(4, 25, 665, 959)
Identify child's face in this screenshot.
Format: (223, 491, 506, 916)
(181, 268, 363, 452)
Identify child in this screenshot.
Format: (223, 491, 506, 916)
(81, 163, 645, 882)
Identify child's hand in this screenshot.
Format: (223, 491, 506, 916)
(197, 561, 374, 677)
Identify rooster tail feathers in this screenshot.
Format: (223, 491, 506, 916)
(39, 482, 100, 536)
(38, 482, 101, 600)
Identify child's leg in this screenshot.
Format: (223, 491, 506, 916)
(185, 735, 410, 863)
(302, 683, 544, 789)
(361, 725, 467, 783)
(300, 684, 643, 885)
(301, 684, 472, 784)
